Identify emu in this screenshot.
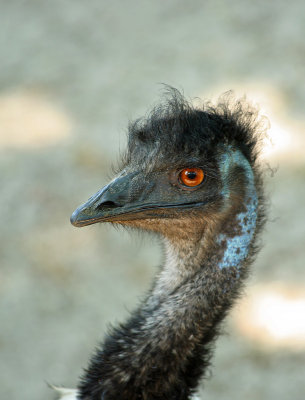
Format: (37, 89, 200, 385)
(55, 88, 265, 400)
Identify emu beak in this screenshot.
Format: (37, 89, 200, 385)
(70, 186, 111, 227)
(70, 174, 133, 227)
(70, 172, 165, 227)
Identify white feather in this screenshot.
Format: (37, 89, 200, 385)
(50, 384, 200, 399)
(49, 385, 78, 400)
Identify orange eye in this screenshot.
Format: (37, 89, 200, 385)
(179, 168, 205, 187)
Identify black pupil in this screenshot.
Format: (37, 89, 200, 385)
(187, 171, 197, 180)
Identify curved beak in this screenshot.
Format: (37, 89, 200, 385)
(70, 174, 136, 227)
(70, 172, 167, 227)
(70, 185, 114, 227)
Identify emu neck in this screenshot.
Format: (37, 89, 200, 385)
(153, 230, 206, 297)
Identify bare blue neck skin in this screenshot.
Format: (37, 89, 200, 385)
(217, 148, 258, 270)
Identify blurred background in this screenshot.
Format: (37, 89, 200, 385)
(0, 1, 305, 399)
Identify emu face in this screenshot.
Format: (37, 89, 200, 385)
(70, 158, 222, 230)
(69, 114, 229, 239)
(71, 93, 257, 243)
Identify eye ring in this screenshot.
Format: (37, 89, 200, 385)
(179, 167, 205, 187)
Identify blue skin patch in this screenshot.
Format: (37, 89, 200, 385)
(217, 149, 258, 270)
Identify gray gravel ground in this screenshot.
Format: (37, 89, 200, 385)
(0, 1, 305, 399)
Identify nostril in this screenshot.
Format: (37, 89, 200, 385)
(97, 201, 121, 210)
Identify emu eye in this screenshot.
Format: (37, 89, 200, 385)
(179, 168, 205, 187)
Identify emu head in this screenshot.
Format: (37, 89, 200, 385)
(71, 90, 261, 243)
